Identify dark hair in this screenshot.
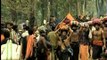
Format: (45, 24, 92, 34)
(71, 24, 78, 28)
(6, 22, 13, 26)
(24, 26, 29, 30)
(28, 28, 33, 35)
(13, 25, 18, 32)
(60, 29, 68, 34)
(3, 29, 10, 38)
(39, 30, 45, 33)
(1, 22, 5, 28)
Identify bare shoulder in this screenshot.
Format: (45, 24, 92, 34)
(40, 36, 45, 40)
(100, 28, 104, 33)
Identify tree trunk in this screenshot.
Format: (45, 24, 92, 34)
(10, 9, 17, 23)
(29, 0, 35, 28)
(77, 0, 81, 16)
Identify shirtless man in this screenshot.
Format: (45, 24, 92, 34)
(91, 21, 106, 60)
(70, 21, 80, 60)
(102, 18, 107, 48)
(57, 27, 72, 60)
(37, 30, 48, 60)
(79, 23, 90, 60)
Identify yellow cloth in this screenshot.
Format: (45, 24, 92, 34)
(47, 31, 58, 47)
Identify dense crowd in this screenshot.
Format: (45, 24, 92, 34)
(1, 16, 107, 60)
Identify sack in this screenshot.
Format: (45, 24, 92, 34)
(1, 40, 21, 60)
(93, 40, 103, 46)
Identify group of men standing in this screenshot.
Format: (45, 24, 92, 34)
(1, 16, 107, 60)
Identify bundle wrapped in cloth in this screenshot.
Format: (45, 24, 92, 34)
(55, 13, 76, 30)
(92, 18, 101, 24)
(1, 40, 21, 60)
(92, 40, 103, 46)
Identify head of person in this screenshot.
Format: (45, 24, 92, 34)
(50, 15, 56, 23)
(71, 21, 79, 32)
(1, 29, 10, 44)
(92, 19, 101, 30)
(23, 24, 29, 31)
(71, 24, 78, 32)
(13, 25, 18, 32)
(60, 29, 68, 36)
(39, 30, 46, 37)
(28, 28, 34, 35)
(82, 23, 89, 31)
(3, 29, 10, 39)
(102, 17, 107, 27)
(6, 22, 13, 30)
(94, 23, 100, 30)
(1, 22, 5, 29)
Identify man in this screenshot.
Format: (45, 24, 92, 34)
(37, 30, 48, 60)
(79, 23, 90, 60)
(21, 24, 29, 37)
(47, 28, 59, 60)
(6, 22, 18, 44)
(91, 19, 106, 59)
(1, 29, 21, 60)
(21, 25, 29, 59)
(57, 27, 72, 60)
(25, 28, 36, 60)
(70, 21, 80, 60)
(48, 15, 57, 31)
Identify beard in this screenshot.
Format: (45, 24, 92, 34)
(96, 27, 100, 30)
(61, 35, 67, 40)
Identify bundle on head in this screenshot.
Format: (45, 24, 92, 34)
(58, 22, 69, 30)
(92, 18, 101, 26)
(70, 21, 79, 27)
(63, 18, 70, 24)
(102, 17, 107, 24)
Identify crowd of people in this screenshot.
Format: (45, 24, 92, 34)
(1, 15, 107, 60)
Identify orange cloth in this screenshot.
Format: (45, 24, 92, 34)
(93, 40, 103, 46)
(55, 13, 76, 30)
(80, 44, 89, 60)
(65, 13, 75, 21)
(26, 35, 35, 58)
(1, 34, 5, 42)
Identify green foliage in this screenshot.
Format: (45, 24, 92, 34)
(1, 0, 107, 26)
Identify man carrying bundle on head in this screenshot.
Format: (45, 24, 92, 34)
(91, 18, 106, 60)
(69, 21, 80, 60)
(79, 22, 90, 60)
(56, 24, 73, 60)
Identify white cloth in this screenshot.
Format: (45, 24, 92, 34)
(89, 26, 96, 39)
(1, 40, 21, 60)
(36, 35, 40, 43)
(22, 31, 29, 37)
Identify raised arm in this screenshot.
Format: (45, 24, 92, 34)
(102, 30, 106, 48)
